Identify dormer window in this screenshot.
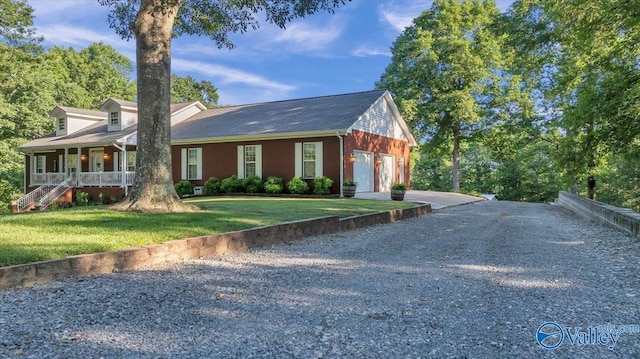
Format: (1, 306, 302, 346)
(110, 112, 119, 125)
(58, 118, 65, 131)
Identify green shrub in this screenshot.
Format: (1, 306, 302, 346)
(75, 191, 91, 206)
(175, 180, 194, 197)
(98, 192, 109, 205)
(264, 176, 284, 194)
(243, 175, 263, 193)
(391, 182, 407, 191)
(48, 200, 60, 210)
(205, 177, 222, 195)
(221, 175, 244, 193)
(110, 195, 119, 204)
(287, 176, 309, 194)
(313, 176, 334, 195)
(343, 178, 357, 187)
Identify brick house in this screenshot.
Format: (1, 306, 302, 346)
(15, 89, 416, 211)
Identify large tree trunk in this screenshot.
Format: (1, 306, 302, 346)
(452, 124, 461, 192)
(112, 0, 197, 213)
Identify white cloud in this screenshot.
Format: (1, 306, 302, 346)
(377, 0, 432, 32)
(37, 24, 124, 47)
(351, 45, 391, 58)
(172, 58, 295, 94)
(273, 20, 342, 51)
(28, 0, 101, 17)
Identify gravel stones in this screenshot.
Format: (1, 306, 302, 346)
(1, 201, 639, 358)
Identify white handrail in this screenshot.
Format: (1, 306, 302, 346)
(15, 176, 68, 212)
(15, 184, 55, 212)
(39, 178, 73, 210)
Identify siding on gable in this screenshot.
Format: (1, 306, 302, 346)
(121, 108, 138, 129)
(66, 116, 98, 136)
(349, 96, 407, 141)
(171, 105, 203, 126)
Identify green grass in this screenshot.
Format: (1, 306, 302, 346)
(0, 197, 417, 267)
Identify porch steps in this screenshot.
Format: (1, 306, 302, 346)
(13, 177, 73, 213)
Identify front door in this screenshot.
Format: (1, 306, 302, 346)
(89, 148, 104, 172)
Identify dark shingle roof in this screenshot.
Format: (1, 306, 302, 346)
(19, 90, 397, 150)
(171, 89, 387, 140)
(17, 120, 138, 150)
(56, 107, 107, 118)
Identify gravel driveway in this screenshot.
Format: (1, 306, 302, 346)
(1, 201, 640, 358)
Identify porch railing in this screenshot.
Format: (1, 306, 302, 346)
(76, 171, 135, 187)
(30, 173, 65, 186)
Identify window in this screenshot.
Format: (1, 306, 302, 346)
(115, 151, 136, 171)
(237, 145, 262, 179)
(67, 154, 77, 174)
(35, 156, 46, 174)
(244, 145, 257, 177)
(127, 151, 136, 172)
(110, 111, 119, 126)
(295, 142, 322, 179)
(181, 148, 202, 180)
(58, 118, 65, 131)
(188, 148, 198, 180)
(303, 143, 316, 178)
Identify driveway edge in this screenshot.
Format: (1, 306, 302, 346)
(0, 204, 431, 289)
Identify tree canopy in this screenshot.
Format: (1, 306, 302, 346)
(99, 0, 348, 212)
(378, 0, 518, 192)
(382, 0, 639, 209)
(171, 74, 219, 108)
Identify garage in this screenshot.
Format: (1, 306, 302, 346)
(353, 151, 374, 192)
(378, 154, 395, 192)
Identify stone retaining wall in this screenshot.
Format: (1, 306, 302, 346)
(0, 204, 432, 289)
(556, 191, 640, 237)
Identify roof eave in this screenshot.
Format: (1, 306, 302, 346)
(171, 129, 348, 145)
(17, 140, 115, 152)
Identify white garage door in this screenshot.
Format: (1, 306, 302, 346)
(379, 154, 395, 192)
(353, 151, 373, 192)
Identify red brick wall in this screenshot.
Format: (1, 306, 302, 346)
(343, 130, 411, 191)
(172, 136, 342, 193)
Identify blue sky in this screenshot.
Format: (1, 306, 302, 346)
(27, 0, 514, 106)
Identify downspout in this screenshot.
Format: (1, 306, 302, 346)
(336, 131, 343, 197)
(112, 142, 127, 196)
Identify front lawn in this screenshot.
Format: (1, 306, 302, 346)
(0, 197, 416, 267)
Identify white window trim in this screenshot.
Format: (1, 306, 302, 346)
(295, 141, 323, 179)
(181, 147, 202, 180)
(237, 145, 262, 179)
(35, 155, 46, 174)
(110, 111, 119, 126)
(126, 151, 136, 172)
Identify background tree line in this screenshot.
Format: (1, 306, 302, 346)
(379, 0, 639, 210)
(0, 0, 219, 212)
(1, 0, 637, 212)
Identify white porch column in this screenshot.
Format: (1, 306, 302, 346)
(76, 147, 81, 186)
(64, 148, 69, 176)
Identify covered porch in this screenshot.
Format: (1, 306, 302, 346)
(27, 144, 137, 189)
